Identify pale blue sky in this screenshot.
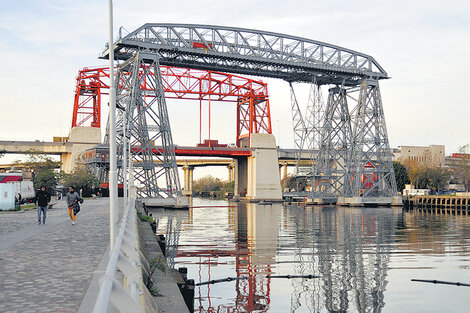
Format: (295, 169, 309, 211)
(1, 0, 469, 172)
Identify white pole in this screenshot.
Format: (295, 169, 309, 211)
(123, 111, 128, 206)
(108, 0, 118, 248)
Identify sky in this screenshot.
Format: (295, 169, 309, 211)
(0, 0, 469, 177)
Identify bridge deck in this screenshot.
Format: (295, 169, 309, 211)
(0, 198, 118, 312)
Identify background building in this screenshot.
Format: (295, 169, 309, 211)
(393, 145, 445, 167)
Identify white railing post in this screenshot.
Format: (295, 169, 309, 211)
(92, 159, 146, 313)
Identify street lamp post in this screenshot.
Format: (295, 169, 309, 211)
(108, 0, 118, 248)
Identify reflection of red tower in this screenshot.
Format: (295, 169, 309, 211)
(234, 246, 271, 312)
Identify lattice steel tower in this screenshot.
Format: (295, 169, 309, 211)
(314, 85, 352, 201)
(290, 81, 324, 192)
(112, 51, 181, 198)
(345, 79, 397, 198)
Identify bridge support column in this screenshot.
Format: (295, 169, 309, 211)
(244, 134, 282, 201)
(233, 159, 239, 198)
(62, 126, 101, 173)
(228, 164, 235, 182)
(342, 79, 398, 206)
(282, 162, 288, 180)
(182, 166, 194, 197)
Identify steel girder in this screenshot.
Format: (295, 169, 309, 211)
(102, 24, 387, 85)
(73, 65, 272, 147)
(113, 52, 181, 198)
(314, 86, 352, 199)
(345, 79, 397, 198)
(237, 95, 272, 145)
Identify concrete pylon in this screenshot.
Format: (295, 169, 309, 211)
(182, 165, 194, 197)
(61, 126, 101, 173)
(228, 165, 234, 182)
(244, 133, 282, 201)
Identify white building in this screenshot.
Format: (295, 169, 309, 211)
(393, 145, 445, 168)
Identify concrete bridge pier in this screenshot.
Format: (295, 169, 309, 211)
(182, 165, 194, 197)
(228, 164, 235, 182)
(279, 162, 288, 181)
(236, 134, 282, 201)
(61, 127, 101, 173)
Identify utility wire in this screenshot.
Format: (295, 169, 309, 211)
(196, 274, 320, 286)
(411, 279, 470, 287)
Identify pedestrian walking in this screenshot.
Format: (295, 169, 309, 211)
(66, 186, 81, 225)
(35, 186, 50, 225)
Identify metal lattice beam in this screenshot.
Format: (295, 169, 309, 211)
(102, 24, 387, 85)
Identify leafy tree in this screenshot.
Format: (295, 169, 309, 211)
(61, 166, 98, 191)
(217, 181, 235, 197)
(415, 167, 451, 192)
(19, 154, 60, 173)
(16, 154, 60, 189)
(281, 174, 307, 191)
(393, 161, 410, 192)
(193, 175, 224, 193)
(403, 158, 421, 185)
(34, 169, 59, 190)
(452, 144, 470, 191)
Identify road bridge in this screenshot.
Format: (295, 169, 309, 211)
(0, 126, 100, 173)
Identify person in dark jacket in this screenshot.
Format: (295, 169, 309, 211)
(35, 186, 51, 224)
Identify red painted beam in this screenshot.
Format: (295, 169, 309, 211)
(129, 146, 252, 157)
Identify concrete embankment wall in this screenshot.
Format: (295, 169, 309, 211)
(139, 218, 190, 313)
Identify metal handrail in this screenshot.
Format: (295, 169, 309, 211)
(93, 165, 146, 313)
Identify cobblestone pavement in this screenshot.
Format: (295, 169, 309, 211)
(0, 202, 64, 235)
(0, 198, 116, 312)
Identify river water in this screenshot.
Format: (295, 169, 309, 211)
(151, 198, 470, 313)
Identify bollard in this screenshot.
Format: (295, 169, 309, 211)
(178, 267, 188, 280)
(157, 234, 166, 256)
(178, 279, 195, 313)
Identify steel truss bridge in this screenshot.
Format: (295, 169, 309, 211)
(99, 23, 397, 200)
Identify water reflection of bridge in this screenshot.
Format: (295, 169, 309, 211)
(283, 206, 399, 312)
(153, 203, 399, 312)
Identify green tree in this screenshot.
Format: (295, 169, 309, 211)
(193, 175, 224, 193)
(415, 167, 450, 192)
(281, 174, 307, 191)
(61, 166, 98, 191)
(34, 169, 59, 190)
(452, 144, 470, 191)
(393, 161, 410, 192)
(217, 181, 235, 197)
(17, 154, 60, 189)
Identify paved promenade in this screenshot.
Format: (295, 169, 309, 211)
(0, 198, 116, 313)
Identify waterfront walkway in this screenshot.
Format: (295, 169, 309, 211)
(0, 198, 116, 313)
